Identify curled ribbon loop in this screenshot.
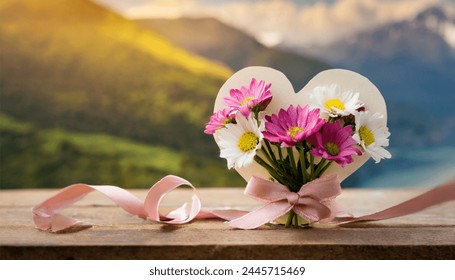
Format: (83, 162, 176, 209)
(32, 175, 203, 232)
(144, 176, 201, 224)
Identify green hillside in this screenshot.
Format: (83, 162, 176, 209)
(0, 114, 242, 188)
(136, 17, 331, 91)
(0, 0, 244, 188)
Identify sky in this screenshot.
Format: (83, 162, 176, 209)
(95, 0, 454, 47)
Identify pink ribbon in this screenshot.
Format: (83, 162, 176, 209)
(333, 178, 455, 224)
(33, 176, 203, 232)
(229, 174, 344, 229)
(32, 174, 455, 233)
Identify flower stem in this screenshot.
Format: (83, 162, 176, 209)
(258, 148, 290, 185)
(287, 147, 297, 178)
(285, 211, 295, 228)
(312, 158, 326, 179)
(260, 147, 274, 167)
(253, 110, 259, 120)
(254, 155, 285, 184)
(310, 153, 315, 176)
(277, 145, 283, 161)
(264, 140, 277, 163)
(299, 147, 308, 183)
(319, 161, 332, 176)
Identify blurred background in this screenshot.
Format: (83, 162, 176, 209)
(1, 0, 454, 189)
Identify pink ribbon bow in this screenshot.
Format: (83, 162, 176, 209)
(229, 174, 344, 229)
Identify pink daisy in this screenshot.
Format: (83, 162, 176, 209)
(310, 121, 362, 167)
(204, 108, 236, 134)
(223, 78, 272, 117)
(263, 105, 326, 147)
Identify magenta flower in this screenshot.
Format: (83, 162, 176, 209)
(263, 105, 326, 147)
(204, 108, 236, 134)
(223, 78, 272, 117)
(310, 121, 362, 167)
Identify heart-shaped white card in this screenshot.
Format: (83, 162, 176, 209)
(213, 66, 387, 183)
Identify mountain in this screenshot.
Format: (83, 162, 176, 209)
(137, 15, 454, 147)
(315, 6, 455, 118)
(135, 17, 331, 91)
(0, 0, 245, 188)
(310, 5, 455, 187)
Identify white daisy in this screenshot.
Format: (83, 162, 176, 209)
(216, 112, 264, 169)
(352, 111, 392, 163)
(310, 84, 364, 117)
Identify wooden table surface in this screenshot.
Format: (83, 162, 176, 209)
(1, 187, 454, 259)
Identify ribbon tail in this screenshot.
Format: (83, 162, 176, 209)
(196, 209, 249, 220)
(335, 180, 455, 225)
(46, 214, 92, 233)
(229, 201, 292, 229)
(32, 184, 146, 233)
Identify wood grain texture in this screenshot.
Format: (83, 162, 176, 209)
(1, 188, 454, 259)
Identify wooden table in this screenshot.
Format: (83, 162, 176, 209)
(1, 188, 454, 259)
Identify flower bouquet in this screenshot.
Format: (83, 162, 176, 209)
(205, 67, 391, 227)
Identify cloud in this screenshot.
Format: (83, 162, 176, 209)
(289, 0, 439, 46)
(98, 0, 441, 47)
(114, 0, 213, 19)
(213, 0, 438, 47)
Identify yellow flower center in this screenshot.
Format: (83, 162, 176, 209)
(289, 126, 303, 140)
(240, 96, 254, 106)
(359, 125, 375, 147)
(324, 98, 345, 112)
(238, 132, 259, 152)
(325, 142, 340, 156)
